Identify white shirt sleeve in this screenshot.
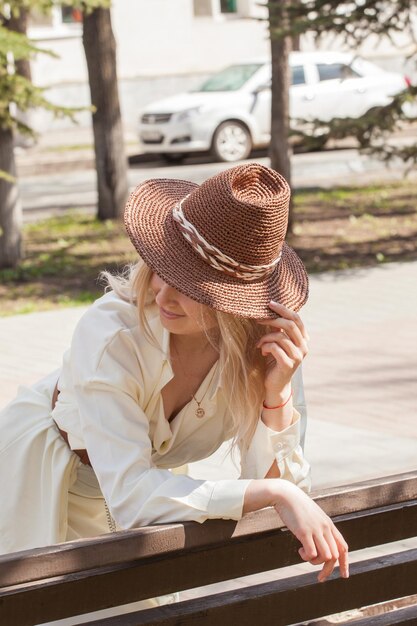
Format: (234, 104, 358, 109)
(239, 367, 311, 493)
(71, 329, 251, 528)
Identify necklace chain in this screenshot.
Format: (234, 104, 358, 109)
(172, 342, 217, 418)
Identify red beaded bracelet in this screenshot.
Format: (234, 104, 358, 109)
(262, 389, 293, 410)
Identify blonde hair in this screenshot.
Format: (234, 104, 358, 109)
(99, 260, 267, 451)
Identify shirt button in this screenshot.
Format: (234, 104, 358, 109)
(276, 442, 284, 449)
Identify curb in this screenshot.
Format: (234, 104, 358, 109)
(15, 152, 156, 177)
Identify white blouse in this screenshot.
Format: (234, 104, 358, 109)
(51, 290, 311, 529)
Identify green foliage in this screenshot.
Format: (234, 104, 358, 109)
(0, 1, 53, 15)
(0, 168, 15, 181)
(0, 1, 110, 17)
(293, 85, 417, 168)
(0, 0, 110, 133)
(267, 1, 415, 45)
(0, 23, 49, 59)
(266, 0, 417, 166)
(61, 0, 111, 12)
(0, 35, 79, 134)
(0, 0, 111, 140)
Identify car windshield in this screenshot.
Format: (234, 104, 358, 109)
(195, 64, 263, 92)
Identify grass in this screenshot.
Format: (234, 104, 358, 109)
(290, 182, 417, 273)
(0, 211, 136, 316)
(1, 182, 416, 316)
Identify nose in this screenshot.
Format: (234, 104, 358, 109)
(154, 279, 178, 308)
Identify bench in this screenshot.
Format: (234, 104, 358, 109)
(1, 470, 416, 626)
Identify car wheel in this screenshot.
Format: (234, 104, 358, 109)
(211, 121, 252, 163)
(161, 153, 186, 164)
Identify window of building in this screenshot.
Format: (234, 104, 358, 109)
(220, 0, 237, 12)
(317, 63, 359, 82)
(28, 5, 83, 37)
(193, 0, 240, 18)
(61, 7, 83, 24)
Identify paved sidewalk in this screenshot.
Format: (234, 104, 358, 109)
(1, 260, 416, 489)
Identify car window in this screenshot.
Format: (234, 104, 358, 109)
(317, 63, 360, 81)
(196, 64, 263, 92)
(291, 65, 306, 85)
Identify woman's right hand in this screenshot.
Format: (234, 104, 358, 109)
(272, 480, 349, 582)
(243, 479, 349, 582)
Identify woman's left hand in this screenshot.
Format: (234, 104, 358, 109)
(257, 301, 309, 394)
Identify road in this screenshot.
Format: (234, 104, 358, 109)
(18, 147, 414, 222)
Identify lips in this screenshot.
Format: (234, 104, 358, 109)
(160, 306, 184, 320)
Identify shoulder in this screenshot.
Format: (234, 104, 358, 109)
(73, 290, 139, 348)
(69, 291, 164, 382)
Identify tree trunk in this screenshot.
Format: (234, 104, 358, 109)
(0, 128, 23, 268)
(291, 33, 300, 51)
(8, 8, 34, 148)
(82, 8, 128, 220)
(8, 9, 31, 81)
(0, 9, 26, 268)
(268, 1, 293, 229)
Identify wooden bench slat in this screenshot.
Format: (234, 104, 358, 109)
(1, 501, 416, 626)
(1, 470, 416, 588)
(323, 603, 417, 625)
(74, 549, 417, 626)
(296, 594, 417, 625)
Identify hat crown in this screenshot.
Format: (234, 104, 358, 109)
(180, 164, 290, 268)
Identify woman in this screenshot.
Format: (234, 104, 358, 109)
(0, 164, 348, 591)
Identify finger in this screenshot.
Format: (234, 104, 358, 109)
(323, 528, 340, 562)
(299, 548, 326, 565)
(260, 336, 304, 366)
(333, 528, 349, 578)
(300, 539, 336, 581)
(258, 332, 306, 361)
(261, 301, 309, 340)
(259, 317, 308, 350)
(297, 534, 317, 562)
(333, 525, 349, 555)
(318, 558, 337, 583)
(260, 342, 293, 369)
(272, 318, 307, 350)
(313, 533, 333, 564)
(338, 543, 350, 579)
(313, 531, 338, 583)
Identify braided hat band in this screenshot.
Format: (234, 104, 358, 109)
(172, 195, 283, 282)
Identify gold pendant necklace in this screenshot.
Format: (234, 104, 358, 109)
(172, 342, 217, 418)
(190, 366, 217, 418)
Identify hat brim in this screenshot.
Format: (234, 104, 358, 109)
(124, 178, 309, 319)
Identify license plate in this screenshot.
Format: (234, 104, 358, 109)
(141, 130, 162, 141)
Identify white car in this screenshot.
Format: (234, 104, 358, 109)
(138, 51, 411, 163)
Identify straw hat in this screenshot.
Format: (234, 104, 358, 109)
(124, 163, 308, 319)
